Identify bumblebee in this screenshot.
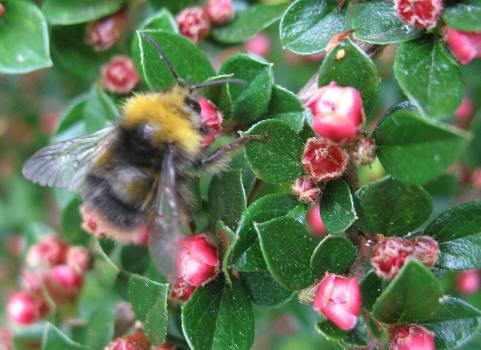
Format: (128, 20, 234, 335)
(22, 34, 260, 277)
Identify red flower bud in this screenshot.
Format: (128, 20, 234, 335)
(394, 0, 443, 29)
(245, 34, 271, 58)
(302, 138, 349, 183)
(177, 234, 220, 287)
(204, 0, 234, 25)
(47, 265, 84, 301)
(455, 97, 474, 125)
(292, 176, 321, 203)
(66, 246, 90, 274)
(313, 273, 361, 331)
(305, 81, 364, 143)
(170, 277, 196, 301)
(85, 8, 127, 51)
(472, 168, 481, 190)
(100, 56, 139, 94)
(306, 203, 327, 235)
(444, 27, 481, 65)
(389, 325, 435, 350)
(352, 137, 376, 166)
(106, 330, 149, 350)
(176, 6, 210, 43)
(0, 4, 5, 17)
(199, 97, 223, 149)
(457, 270, 480, 295)
(26, 236, 68, 268)
(411, 236, 439, 268)
(6, 292, 49, 325)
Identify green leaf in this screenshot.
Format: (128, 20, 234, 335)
(310, 236, 356, 278)
(42, 0, 125, 25)
(355, 176, 432, 236)
(218, 54, 273, 123)
(208, 170, 246, 230)
(423, 296, 481, 350)
(0, 0, 51, 74)
(148, 0, 198, 14)
(443, 0, 481, 32)
(280, 0, 346, 54)
(464, 111, 481, 168)
(42, 324, 90, 350)
(268, 85, 304, 115)
(134, 30, 214, 91)
(360, 271, 384, 311)
(211, 3, 288, 43)
(240, 271, 294, 306)
(321, 180, 357, 234)
(316, 318, 368, 348)
(256, 216, 316, 291)
(425, 201, 481, 270)
(128, 274, 169, 345)
(373, 260, 443, 324)
(53, 95, 89, 142)
(273, 112, 308, 134)
(75, 306, 115, 350)
(394, 37, 463, 119)
(182, 278, 254, 350)
(350, 0, 423, 44)
(373, 103, 469, 185)
(61, 197, 89, 245)
(243, 120, 304, 183)
(318, 40, 380, 115)
(229, 193, 298, 272)
(84, 85, 119, 133)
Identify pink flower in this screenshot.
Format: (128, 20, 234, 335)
(313, 273, 361, 331)
(457, 270, 480, 295)
(389, 325, 435, 350)
(411, 236, 439, 269)
(204, 0, 234, 25)
(26, 236, 68, 268)
(6, 292, 49, 325)
(306, 203, 327, 235)
(394, 0, 443, 29)
(20, 269, 48, 293)
(177, 235, 220, 287)
(445, 27, 481, 65)
(302, 138, 349, 183)
(455, 97, 474, 124)
(100, 56, 139, 94)
(199, 97, 223, 149)
(171, 277, 197, 301)
(176, 6, 210, 43)
(66, 246, 90, 274)
(305, 81, 365, 143)
(46, 265, 84, 301)
(292, 176, 321, 203)
(245, 34, 271, 58)
(106, 330, 149, 350)
(85, 8, 127, 51)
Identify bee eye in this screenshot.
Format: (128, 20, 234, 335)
(185, 98, 201, 114)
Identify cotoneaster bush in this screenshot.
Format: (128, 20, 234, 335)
(1, 0, 481, 349)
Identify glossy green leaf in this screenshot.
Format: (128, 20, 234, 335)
(219, 54, 273, 123)
(148, 0, 199, 14)
(256, 216, 316, 291)
(182, 278, 254, 350)
(310, 236, 356, 278)
(243, 120, 304, 183)
(355, 176, 432, 236)
(443, 0, 481, 32)
(134, 30, 214, 91)
(42, 0, 124, 25)
(128, 274, 169, 344)
(316, 318, 368, 348)
(53, 95, 89, 142)
(321, 180, 357, 234)
(463, 111, 481, 168)
(394, 37, 463, 119)
(373, 103, 469, 185)
(350, 0, 423, 44)
(373, 260, 443, 324)
(61, 197, 89, 245)
(74, 305, 115, 350)
(268, 85, 304, 115)
(280, 0, 346, 54)
(273, 112, 308, 133)
(425, 201, 481, 270)
(42, 324, 90, 350)
(84, 85, 119, 133)
(240, 271, 294, 306)
(211, 3, 288, 43)
(0, 1, 52, 74)
(360, 271, 384, 311)
(318, 40, 380, 114)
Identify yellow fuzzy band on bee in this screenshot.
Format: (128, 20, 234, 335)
(122, 87, 201, 156)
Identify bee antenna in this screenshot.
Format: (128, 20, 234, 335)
(191, 78, 247, 90)
(142, 33, 181, 82)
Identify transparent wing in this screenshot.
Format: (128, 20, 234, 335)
(22, 126, 116, 192)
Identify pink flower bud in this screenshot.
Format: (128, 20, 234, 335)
(394, 0, 443, 29)
(176, 6, 210, 43)
(371, 237, 414, 280)
(40, 111, 59, 135)
(0, 4, 5, 17)
(66, 246, 90, 274)
(20, 270, 47, 293)
(292, 176, 321, 203)
(472, 168, 481, 189)
(6, 234, 23, 257)
(47, 265, 84, 301)
(302, 138, 349, 183)
(444, 27, 481, 65)
(389, 325, 435, 350)
(199, 97, 223, 149)
(352, 137, 376, 166)
(204, 0, 234, 25)
(177, 235, 220, 287)
(170, 277, 196, 301)
(85, 8, 127, 51)
(313, 273, 361, 331)
(411, 236, 439, 268)
(26, 236, 68, 268)
(455, 97, 474, 124)
(6, 292, 49, 325)
(0, 329, 12, 350)
(100, 56, 139, 94)
(305, 81, 365, 143)
(106, 330, 149, 350)
(457, 270, 480, 295)
(245, 34, 271, 58)
(306, 203, 327, 235)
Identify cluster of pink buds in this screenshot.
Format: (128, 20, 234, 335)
(394, 0, 443, 29)
(371, 236, 439, 280)
(198, 97, 224, 148)
(171, 235, 220, 301)
(444, 27, 481, 65)
(389, 325, 435, 350)
(100, 55, 140, 94)
(85, 8, 128, 51)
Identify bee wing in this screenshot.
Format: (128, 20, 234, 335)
(22, 126, 116, 192)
